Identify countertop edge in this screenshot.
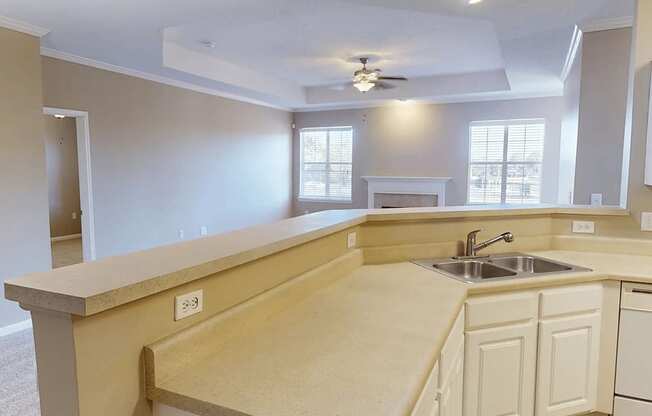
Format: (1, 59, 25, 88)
(4, 205, 630, 316)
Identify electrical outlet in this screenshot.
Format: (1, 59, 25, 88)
(72, 212, 77, 220)
(347, 232, 357, 248)
(175, 290, 203, 321)
(572, 220, 595, 234)
(178, 229, 185, 239)
(200, 226, 208, 236)
(642, 212, 652, 231)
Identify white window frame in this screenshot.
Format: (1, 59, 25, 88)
(298, 126, 353, 203)
(467, 118, 546, 205)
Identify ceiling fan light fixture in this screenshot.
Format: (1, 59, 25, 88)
(354, 80, 375, 92)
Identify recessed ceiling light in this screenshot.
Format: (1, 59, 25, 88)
(468, 0, 483, 4)
(199, 40, 216, 48)
(53, 114, 65, 119)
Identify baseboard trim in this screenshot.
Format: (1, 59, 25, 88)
(0, 319, 32, 337)
(51, 233, 82, 242)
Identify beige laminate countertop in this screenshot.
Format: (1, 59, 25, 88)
(3, 205, 628, 316)
(149, 250, 652, 416)
(150, 262, 467, 416)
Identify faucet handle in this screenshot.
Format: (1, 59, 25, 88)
(467, 229, 482, 238)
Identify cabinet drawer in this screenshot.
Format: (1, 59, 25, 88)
(465, 291, 537, 330)
(439, 308, 464, 383)
(621, 282, 652, 311)
(539, 283, 602, 318)
(412, 361, 440, 416)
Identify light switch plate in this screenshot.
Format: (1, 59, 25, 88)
(642, 212, 652, 231)
(175, 289, 203, 321)
(572, 220, 595, 234)
(200, 226, 208, 236)
(347, 232, 357, 248)
(178, 229, 184, 239)
(590, 193, 603, 206)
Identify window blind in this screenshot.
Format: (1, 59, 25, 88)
(468, 120, 545, 204)
(300, 127, 353, 201)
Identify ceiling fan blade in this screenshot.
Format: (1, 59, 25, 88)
(378, 76, 408, 81)
(374, 81, 396, 90)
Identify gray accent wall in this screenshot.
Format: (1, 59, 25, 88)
(574, 28, 632, 206)
(41, 56, 293, 258)
(293, 97, 564, 214)
(0, 28, 52, 327)
(44, 115, 82, 238)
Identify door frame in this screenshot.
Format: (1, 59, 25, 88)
(43, 107, 97, 261)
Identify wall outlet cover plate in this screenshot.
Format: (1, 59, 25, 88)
(347, 232, 357, 248)
(175, 289, 203, 321)
(572, 220, 595, 234)
(642, 212, 652, 232)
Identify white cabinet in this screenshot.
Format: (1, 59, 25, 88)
(535, 285, 602, 416)
(412, 361, 441, 416)
(535, 313, 601, 416)
(463, 284, 603, 416)
(413, 309, 465, 416)
(464, 322, 538, 416)
(440, 329, 464, 416)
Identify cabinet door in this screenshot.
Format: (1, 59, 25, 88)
(464, 322, 537, 416)
(440, 339, 464, 416)
(535, 313, 601, 416)
(412, 362, 440, 416)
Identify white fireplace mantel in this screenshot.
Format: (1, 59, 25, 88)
(362, 176, 452, 208)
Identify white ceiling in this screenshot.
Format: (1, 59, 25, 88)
(0, 0, 635, 110)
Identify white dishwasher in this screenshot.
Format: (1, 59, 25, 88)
(614, 282, 652, 415)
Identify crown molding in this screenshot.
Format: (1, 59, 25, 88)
(0, 15, 50, 37)
(40, 47, 291, 112)
(560, 25, 583, 82)
(580, 16, 633, 33)
(293, 89, 564, 112)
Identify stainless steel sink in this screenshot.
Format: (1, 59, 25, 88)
(489, 255, 572, 274)
(412, 253, 590, 284)
(434, 261, 517, 280)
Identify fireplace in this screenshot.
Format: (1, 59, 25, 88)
(362, 176, 451, 209)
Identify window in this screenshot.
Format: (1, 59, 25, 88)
(299, 126, 353, 201)
(468, 119, 545, 204)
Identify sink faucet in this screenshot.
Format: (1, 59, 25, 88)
(464, 229, 514, 257)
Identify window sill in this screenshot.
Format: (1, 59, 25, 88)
(297, 197, 352, 204)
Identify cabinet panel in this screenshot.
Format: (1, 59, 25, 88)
(536, 313, 600, 416)
(539, 284, 602, 318)
(466, 292, 538, 330)
(440, 338, 464, 416)
(464, 322, 537, 416)
(412, 361, 440, 416)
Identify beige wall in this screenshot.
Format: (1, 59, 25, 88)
(627, 0, 652, 221)
(293, 97, 564, 214)
(574, 28, 632, 206)
(0, 28, 52, 328)
(558, 42, 582, 204)
(41, 57, 293, 258)
(44, 115, 82, 237)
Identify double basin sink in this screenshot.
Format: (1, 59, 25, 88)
(412, 253, 591, 284)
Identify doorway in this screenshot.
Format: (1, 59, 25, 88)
(43, 107, 96, 264)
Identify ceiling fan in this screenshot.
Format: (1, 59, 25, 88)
(345, 57, 408, 93)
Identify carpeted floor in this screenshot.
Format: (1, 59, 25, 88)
(0, 328, 40, 416)
(51, 237, 83, 269)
